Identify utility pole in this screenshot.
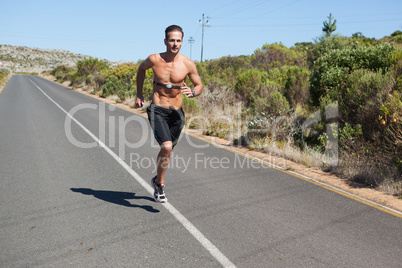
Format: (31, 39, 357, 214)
(198, 13, 209, 62)
(188, 36, 195, 60)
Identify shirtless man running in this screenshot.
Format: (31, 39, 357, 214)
(135, 25, 203, 203)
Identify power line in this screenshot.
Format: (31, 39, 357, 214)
(212, 17, 402, 28)
(211, 11, 402, 22)
(213, 0, 299, 26)
(212, 0, 269, 18)
(200, 0, 300, 38)
(206, 0, 242, 16)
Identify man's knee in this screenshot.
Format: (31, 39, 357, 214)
(161, 141, 173, 155)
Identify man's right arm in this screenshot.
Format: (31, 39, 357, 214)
(135, 55, 154, 108)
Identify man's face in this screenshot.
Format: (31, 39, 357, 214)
(165, 31, 183, 54)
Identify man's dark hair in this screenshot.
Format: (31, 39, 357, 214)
(165, 25, 184, 40)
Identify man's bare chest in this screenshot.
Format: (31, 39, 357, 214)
(153, 62, 188, 83)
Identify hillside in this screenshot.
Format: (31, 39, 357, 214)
(0, 44, 93, 73)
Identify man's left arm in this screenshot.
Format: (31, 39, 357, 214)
(182, 60, 203, 98)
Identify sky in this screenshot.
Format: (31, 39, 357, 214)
(2, 0, 402, 63)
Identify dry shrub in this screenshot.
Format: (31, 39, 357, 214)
(331, 136, 402, 196)
(196, 85, 242, 116)
(247, 110, 328, 169)
(258, 139, 325, 168)
(123, 96, 135, 108)
(187, 86, 244, 141)
(378, 180, 402, 197)
(106, 94, 121, 103)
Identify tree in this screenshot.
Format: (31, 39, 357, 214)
(352, 32, 364, 38)
(391, 30, 402, 37)
(322, 13, 337, 37)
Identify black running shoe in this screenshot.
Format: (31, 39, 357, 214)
(151, 176, 167, 203)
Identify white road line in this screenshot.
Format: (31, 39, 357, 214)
(29, 78, 236, 268)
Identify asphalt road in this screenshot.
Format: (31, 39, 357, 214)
(0, 75, 401, 268)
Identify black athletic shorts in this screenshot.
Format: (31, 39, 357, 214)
(146, 104, 185, 146)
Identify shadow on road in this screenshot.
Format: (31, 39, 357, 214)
(70, 188, 159, 213)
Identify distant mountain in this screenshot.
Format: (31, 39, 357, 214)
(0, 44, 93, 73)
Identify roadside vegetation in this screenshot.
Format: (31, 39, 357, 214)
(48, 23, 402, 197)
(0, 69, 11, 89)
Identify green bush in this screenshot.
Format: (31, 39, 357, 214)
(76, 58, 109, 78)
(102, 75, 131, 100)
(205, 55, 251, 74)
(109, 63, 138, 79)
(204, 121, 232, 139)
(395, 76, 402, 93)
(51, 64, 75, 81)
(0, 69, 10, 84)
(282, 66, 310, 108)
(198, 56, 251, 90)
(382, 30, 402, 44)
(337, 123, 362, 148)
(308, 35, 351, 64)
(252, 90, 290, 117)
(181, 94, 199, 115)
(140, 68, 154, 100)
(86, 74, 93, 85)
(379, 91, 402, 145)
(72, 58, 109, 87)
(340, 69, 393, 128)
(310, 43, 396, 107)
(251, 43, 307, 71)
(234, 68, 270, 103)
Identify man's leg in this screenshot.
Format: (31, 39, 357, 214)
(155, 141, 173, 185)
